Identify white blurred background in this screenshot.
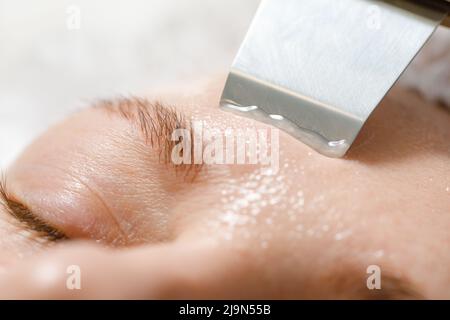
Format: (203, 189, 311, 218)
(0, 0, 260, 168)
(0, 0, 449, 169)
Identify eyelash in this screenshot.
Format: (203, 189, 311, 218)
(0, 176, 68, 242)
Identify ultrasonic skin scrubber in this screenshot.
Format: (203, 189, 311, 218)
(221, 0, 450, 157)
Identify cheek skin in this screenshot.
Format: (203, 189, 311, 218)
(166, 83, 450, 298)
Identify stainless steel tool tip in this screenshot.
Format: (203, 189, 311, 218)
(220, 0, 450, 157)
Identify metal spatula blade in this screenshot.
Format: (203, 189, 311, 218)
(221, 0, 449, 157)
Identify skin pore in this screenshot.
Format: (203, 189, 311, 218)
(0, 76, 449, 299)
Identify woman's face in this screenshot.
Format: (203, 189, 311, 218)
(0, 77, 449, 299)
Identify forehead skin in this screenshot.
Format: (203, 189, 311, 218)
(3, 77, 450, 299)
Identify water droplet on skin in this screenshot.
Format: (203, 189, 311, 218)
(334, 230, 353, 241)
(373, 250, 384, 258)
(269, 198, 280, 205)
(224, 233, 233, 241)
(213, 165, 293, 240)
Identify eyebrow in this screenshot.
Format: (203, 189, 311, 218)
(97, 97, 187, 161)
(96, 97, 202, 179)
(0, 177, 67, 241)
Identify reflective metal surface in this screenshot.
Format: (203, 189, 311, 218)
(221, 0, 449, 157)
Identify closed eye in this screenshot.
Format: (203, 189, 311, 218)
(0, 177, 68, 242)
(0, 97, 203, 245)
